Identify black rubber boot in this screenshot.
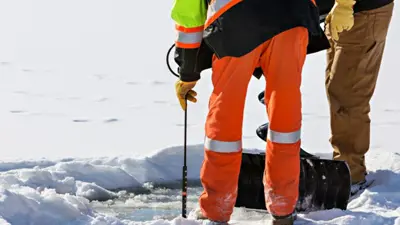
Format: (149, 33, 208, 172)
(271, 213, 296, 225)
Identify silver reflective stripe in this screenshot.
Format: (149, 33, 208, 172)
(204, 137, 242, 153)
(207, 0, 231, 21)
(267, 129, 301, 144)
(177, 31, 203, 45)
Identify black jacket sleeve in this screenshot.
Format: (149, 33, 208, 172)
(174, 47, 201, 82)
(174, 41, 214, 82)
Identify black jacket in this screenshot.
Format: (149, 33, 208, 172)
(203, 0, 321, 59)
(174, 0, 393, 82)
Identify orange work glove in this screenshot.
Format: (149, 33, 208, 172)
(175, 80, 197, 110)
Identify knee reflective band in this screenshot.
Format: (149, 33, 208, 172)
(204, 137, 242, 153)
(267, 129, 301, 144)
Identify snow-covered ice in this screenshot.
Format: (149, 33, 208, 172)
(0, 0, 399, 224)
(0, 147, 398, 224)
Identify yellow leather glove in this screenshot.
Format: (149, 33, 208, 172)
(325, 0, 356, 41)
(175, 80, 197, 110)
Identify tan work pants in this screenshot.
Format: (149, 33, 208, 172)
(325, 2, 394, 183)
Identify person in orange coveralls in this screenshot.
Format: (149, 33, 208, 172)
(171, 0, 356, 223)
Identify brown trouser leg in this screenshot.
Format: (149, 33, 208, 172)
(324, 2, 394, 183)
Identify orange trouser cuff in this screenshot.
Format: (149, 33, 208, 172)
(199, 150, 242, 222)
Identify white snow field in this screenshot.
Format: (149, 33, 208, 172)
(0, 0, 399, 224)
